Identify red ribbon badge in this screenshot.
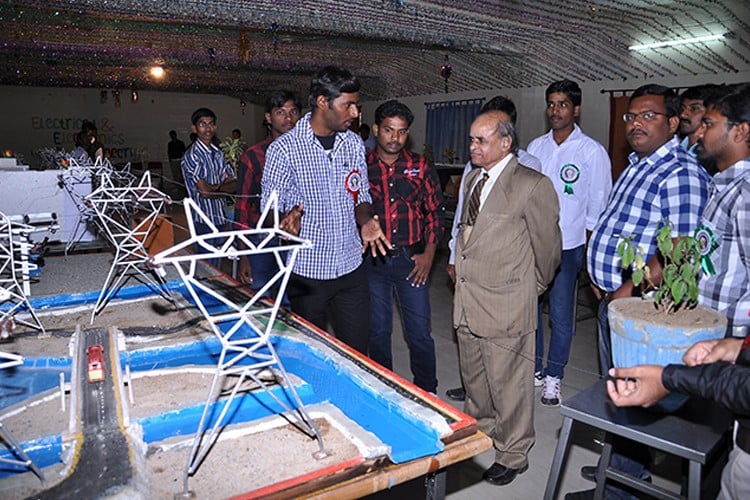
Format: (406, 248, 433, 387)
(345, 170, 361, 204)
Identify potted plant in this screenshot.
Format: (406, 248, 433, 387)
(608, 220, 726, 369)
(219, 136, 246, 174)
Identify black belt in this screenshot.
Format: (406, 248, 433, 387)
(386, 241, 425, 257)
(595, 287, 613, 303)
(737, 426, 750, 453)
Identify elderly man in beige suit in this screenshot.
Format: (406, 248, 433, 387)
(454, 110, 561, 486)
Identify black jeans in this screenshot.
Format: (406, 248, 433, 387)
(287, 263, 370, 353)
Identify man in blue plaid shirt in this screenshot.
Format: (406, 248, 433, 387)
(570, 84, 712, 500)
(261, 66, 390, 353)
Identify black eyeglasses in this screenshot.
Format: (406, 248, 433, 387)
(623, 111, 668, 123)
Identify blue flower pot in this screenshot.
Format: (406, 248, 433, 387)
(608, 298, 727, 368)
(608, 298, 727, 412)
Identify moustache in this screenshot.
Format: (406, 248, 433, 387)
(627, 129, 646, 138)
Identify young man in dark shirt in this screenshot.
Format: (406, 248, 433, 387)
(234, 90, 301, 301)
(365, 100, 445, 392)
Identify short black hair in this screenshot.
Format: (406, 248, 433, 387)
(680, 84, 721, 103)
(309, 66, 360, 109)
(191, 107, 216, 126)
(81, 120, 97, 133)
(373, 100, 414, 126)
(481, 96, 518, 125)
(546, 80, 582, 107)
(265, 90, 302, 114)
(359, 123, 370, 134)
(706, 83, 750, 139)
(630, 84, 680, 118)
(232, 128, 241, 136)
(169, 130, 177, 138)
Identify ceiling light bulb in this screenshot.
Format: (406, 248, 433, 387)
(150, 66, 165, 79)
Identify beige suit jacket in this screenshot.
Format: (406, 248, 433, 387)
(453, 156, 561, 338)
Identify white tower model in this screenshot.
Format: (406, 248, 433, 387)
(149, 192, 328, 497)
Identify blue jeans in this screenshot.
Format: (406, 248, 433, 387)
(246, 234, 289, 307)
(365, 249, 437, 393)
(535, 245, 584, 379)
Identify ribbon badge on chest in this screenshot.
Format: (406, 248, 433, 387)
(345, 170, 361, 204)
(560, 163, 580, 195)
(694, 225, 718, 275)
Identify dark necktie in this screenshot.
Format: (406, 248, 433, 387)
(466, 172, 489, 226)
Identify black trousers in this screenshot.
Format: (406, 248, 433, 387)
(287, 263, 370, 353)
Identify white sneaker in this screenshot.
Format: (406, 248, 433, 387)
(534, 371, 544, 387)
(541, 376, 561, 407)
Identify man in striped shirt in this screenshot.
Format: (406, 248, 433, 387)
(261, 66, 389, 353)
(181, 108, 237, 265)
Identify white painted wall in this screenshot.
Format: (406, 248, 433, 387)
(0, 85, 265, 169)
(4, 70, 750, 173)
(360, 71, 750, 157)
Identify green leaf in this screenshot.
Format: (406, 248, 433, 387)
(623, 246, 635, 267)
(632, 268, 644, 286)
(680, 263, 694, 281)
(617, 239, 627, 257)
(674, 239, 686, 262)
(663, 265, 676, 285)
(671, 280, 687, 305)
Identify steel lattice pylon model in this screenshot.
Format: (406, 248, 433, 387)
(149, 192, 328, 496)
(0, 212, 45, 336)
(84, 170, 173, 323)
(0, 351, 44, 482)
(59, 157, 137, 255)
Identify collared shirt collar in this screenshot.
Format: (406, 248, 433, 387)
(714, 158, 750, 189)
(628, 135, 680, 167)
(482, 152, 513, 181)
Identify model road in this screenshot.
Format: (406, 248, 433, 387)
(35, 328, 133, 499)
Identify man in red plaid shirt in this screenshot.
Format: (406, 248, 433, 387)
(365, 100, 446, 393)
(234, 90, 301, 302)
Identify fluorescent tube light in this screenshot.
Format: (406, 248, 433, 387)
(629, 34, 724, 51)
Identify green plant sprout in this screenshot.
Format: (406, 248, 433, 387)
(617, 220, 702, 314)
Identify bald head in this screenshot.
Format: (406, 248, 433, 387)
(469, 111, 517, 169)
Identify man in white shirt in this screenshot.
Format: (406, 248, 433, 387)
(527, 79, 612, 406)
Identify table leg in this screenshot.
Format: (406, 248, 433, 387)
(594, 438, 612, 500)
(425, 469, 446, 500)
(543, 416, 574, 500)
(687, 460, 701, 500)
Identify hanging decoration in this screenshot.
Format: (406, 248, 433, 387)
(112, 89, 121, 108)
(240, 99, 246, 115)
(239, 31, 251, 64)
(100, 90, 108, 104)
(131, 87, 139, 103)
(269, 22, 279, 51)
(440, 55, 452, 93)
